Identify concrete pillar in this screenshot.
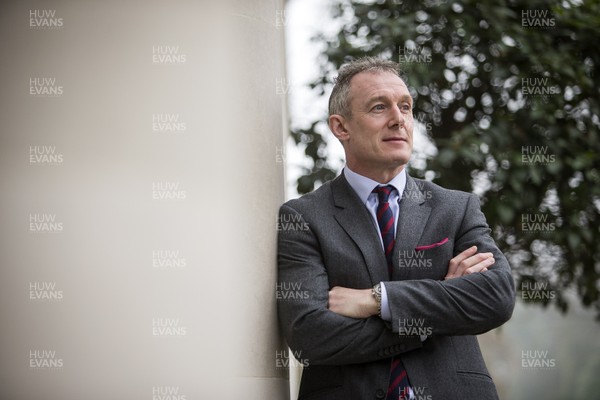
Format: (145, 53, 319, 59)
(0, 1, 288, 399)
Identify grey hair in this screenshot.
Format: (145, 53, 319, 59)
(328, 56, 403, 118)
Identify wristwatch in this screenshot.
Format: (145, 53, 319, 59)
(372, 283, 382, 318)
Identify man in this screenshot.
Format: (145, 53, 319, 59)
(277, 57, 515, 400)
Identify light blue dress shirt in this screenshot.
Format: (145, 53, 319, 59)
(343, 166, 407, 322)
(344, 166, 422, 399)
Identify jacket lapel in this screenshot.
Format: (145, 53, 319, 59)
(393, 176, 432, 279)
(331, 175, 389, 285)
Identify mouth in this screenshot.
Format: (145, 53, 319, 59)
(382, 137, 407, 143)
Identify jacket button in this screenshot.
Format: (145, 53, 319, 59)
(376, 388, 385, 398)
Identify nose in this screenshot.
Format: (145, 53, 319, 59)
(388, 104, 405, 129)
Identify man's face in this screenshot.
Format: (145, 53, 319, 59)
(337, 71, 414, 177)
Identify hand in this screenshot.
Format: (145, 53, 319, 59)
(328, 286, 378, 319)
(445, 246, 494, 280)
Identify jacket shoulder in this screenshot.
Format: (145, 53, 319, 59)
(410, 178, 474, 202)
(280, 178, 336, 215)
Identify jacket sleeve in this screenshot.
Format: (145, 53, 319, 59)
(277, 204, 422, 366)
(385, 194, 516, 335)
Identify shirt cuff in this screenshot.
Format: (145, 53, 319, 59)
(380, 282, 392, 321)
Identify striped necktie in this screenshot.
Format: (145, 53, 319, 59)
(373, 185, 411, 400)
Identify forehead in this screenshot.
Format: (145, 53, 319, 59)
(349, 71, 411, 103)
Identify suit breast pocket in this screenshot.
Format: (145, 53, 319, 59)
(395, 238, 453, 280)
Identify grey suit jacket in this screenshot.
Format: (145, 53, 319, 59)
(277, 173, 515, 400)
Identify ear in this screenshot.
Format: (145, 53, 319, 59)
(329, 114, 350, 143)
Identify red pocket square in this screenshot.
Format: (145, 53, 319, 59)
(415, 237, 449, 251)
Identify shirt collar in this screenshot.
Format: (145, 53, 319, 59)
(343, 166, 407, 205)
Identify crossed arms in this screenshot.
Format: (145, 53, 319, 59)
(277, 193, 515, 366)
(329, 245, 497, 319)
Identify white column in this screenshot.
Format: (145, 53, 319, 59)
(0, 1, 289, 398)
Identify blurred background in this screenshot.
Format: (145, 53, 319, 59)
(283, 0, 600, 398)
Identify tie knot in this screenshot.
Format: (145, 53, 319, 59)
(373, 185, 395, 203)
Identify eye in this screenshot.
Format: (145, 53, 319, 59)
(399, 103, 412, 112)
(372, 104, 386, 112)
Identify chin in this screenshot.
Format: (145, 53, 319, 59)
(391, 152, 412, 165)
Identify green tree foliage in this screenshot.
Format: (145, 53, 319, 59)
(290, 0, 600, 318)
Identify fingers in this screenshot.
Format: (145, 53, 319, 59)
(446, 246, 477, 278)
(445, 247, 495, 280)
(328, 286, 341, 311)
(463, 256, 494, 276)
(328, 286, 352, 315)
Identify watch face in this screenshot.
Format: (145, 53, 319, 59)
(374, 284, 382, 296)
